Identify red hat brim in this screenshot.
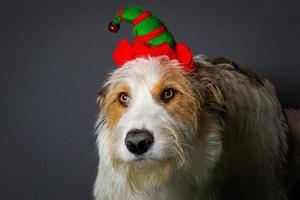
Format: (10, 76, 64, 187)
(113, 39, 195, 72)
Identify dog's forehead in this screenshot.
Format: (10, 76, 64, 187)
(108, 58, 166, 91)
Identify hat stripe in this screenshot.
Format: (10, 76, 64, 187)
(131, 11, 151, 25)
(118, 8, 124, 20)
(135, 26, 166, 43)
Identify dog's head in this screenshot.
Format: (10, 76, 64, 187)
(96, 56, 224, 190)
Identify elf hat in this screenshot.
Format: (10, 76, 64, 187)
(108, 5, 195, 71)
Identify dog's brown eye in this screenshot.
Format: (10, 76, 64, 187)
(119, 92, 131, 107)
(161, 88, 176, 103)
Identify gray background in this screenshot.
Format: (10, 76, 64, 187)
(1, 0, 300, 199)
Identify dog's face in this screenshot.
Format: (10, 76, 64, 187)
(97, 57, 222, 190)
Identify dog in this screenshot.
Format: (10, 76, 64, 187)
(93, 55, 300, 200)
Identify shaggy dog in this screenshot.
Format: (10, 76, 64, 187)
(93, 55, 300, 200)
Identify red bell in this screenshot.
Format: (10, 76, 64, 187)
(108, 22, 120, 33)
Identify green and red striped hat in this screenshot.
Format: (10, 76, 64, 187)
(108, 5, 195, 71)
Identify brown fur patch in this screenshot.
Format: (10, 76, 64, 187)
(126, 160, 172, 192)
(100, 85, 130, 130)
(152, 66, 200, 134)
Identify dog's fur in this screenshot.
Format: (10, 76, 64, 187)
(94, 55, 300, 200)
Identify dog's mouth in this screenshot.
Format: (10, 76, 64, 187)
(133, 156, 146, 161)
(130, 155, 158, 164)
(132, 155, 153, 162)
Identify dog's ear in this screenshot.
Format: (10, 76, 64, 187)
(97, 85, 108, 110)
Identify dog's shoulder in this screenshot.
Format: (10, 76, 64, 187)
(284, 108, 300, 187)
(193, 55, 266, 88)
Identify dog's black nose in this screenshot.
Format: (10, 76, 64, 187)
(125, 129, 154, 155)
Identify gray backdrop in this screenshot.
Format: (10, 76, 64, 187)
(1, 0, 300, 199)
